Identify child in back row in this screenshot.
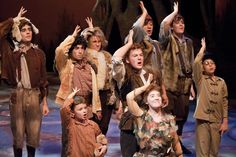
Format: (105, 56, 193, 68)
(60, 88, 108, 157)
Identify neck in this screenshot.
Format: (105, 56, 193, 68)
(173, 32, 184, 40)
(76, 117, 87, 124)
(148, 107, 162, 119)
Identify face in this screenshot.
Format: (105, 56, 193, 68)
(147, 90, 162, 109)
(88, 35, 102, 51)
(172, 19, 185, 35)
(143, 21, 153, 37)
(73, 103, 88, 121)
(126, 49, 144, 70)
(202, 59, 216, 75)
(72, 45, 85, 61)
(20, 24, 33, 43)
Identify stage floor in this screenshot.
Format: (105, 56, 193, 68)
(1, 84, 236, 157)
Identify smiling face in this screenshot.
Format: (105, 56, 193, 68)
(202, 59, 216, 76)
(20, 24, 33, 43)
(147, 90, 163, 109)
(126, 48, 144, 70)
(88, 35, 102, 51)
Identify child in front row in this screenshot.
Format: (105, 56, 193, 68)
(193, 38, 228, 157)
(60, 88, 108, 157)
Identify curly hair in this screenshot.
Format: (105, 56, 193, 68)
(68, 35, 87, 56)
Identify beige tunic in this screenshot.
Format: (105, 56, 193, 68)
(193, 51, 228, 122)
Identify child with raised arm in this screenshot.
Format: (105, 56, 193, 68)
(60, 88, 108, 157)
(126, 74, 183, 157)
(193, 38, 228, 157)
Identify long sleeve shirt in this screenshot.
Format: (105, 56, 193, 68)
(193, 51, 228, 122)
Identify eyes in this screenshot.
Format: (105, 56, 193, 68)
(203, 60, 215, 66)
(20, 27, 32, 32)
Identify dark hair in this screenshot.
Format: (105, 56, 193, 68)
(18, 19, 36, 42)
(68, 35, 87, 55)
(143, 83, 162, 104)
(144, 15, 153, 25)
(70, 96, 87, 111)
(202, 51, 216, 63)
(171, 14, 185, 26)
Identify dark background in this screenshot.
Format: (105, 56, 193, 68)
(0, 0, 235, 98)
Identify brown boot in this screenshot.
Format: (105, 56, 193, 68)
(13, 145, 22, 157)
(26, 145, 35, 157)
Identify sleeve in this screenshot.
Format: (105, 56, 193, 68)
(193, 51, 204, 87)
(55, 35, 75, 72)
(40, 51, 49, 97)
(222, 80, 228, 118)
(0, 18, 14, 40)
(158, 22, 171, 49)
(112, 56, 126, 89)
(60, 98, 74, 127)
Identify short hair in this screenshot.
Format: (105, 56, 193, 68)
(202, 51, 216, 63)
(125, 43, 144, 61)
(68, 35, 87, 55)
(144, 15, 153, 26)
(18, 19, 36, 41)
(171, 14, 185, 26)
(143, 83, 162, 104)
(70, 95, 87, 111)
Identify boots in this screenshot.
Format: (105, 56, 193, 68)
(27, 145, 36, 157)
(13, 145, 22, 157)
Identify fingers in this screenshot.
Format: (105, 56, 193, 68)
(72, 25, 81, 37)
(173, 2, 178, 12)
(18, 6, 27, 17)
(148, 73, 153, 83)
(85, 17, 93, 28)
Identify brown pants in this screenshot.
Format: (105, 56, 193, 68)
(195, 119, 221, 157)
(9, 88, 42, 148)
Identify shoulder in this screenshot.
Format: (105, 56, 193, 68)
(88, 120, 101, 132)
(102, 50, 112, 58)
(184, 36, 193, 44)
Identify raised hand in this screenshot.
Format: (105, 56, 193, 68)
(67, 87, 80, 99)
(72, 25, 81, 38)
(201, 37, 206, 52)
(173, 2, 178, 13)
(85, 17, 93, 28)
(17, 6, 27, 18)
(139, 1, 148, 16)
(127, 29, 134, 44)
(146, 73, 154, 85)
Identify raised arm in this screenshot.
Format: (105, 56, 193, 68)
(55, 25, 81, 72)
(113, 30, 133, 60)
(85, 17, 94, 29)
(112, 30, 133, 87)
(160, 2, 178, 33)
(193, 38, 206, 85)
(133, 1, 148, 27)
(126, 74, 153, 117)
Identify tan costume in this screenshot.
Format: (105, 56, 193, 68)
(193, 51, 228, 157)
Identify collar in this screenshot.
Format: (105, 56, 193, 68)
(13, 43, 38, 53)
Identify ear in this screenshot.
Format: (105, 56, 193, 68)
(70, 112, 75, 118)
